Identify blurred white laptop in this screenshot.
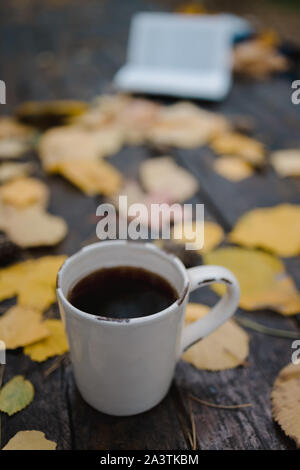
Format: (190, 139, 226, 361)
(114, 13, 250, 101)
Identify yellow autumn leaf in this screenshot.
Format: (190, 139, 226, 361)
(140, 156, 198, 202)
(182, 303, 249, 370)
(213, 155, 253, 181)
(204, 247, 300, 315)
(3, 205, 67, 248)
(171, 220, 224, 252)
(56, 158, 122, 196)
(210, 132, 265, 167)
(18, 281, 56, 312)
(24, 319, 69, 362)
(3, 430, 57, 450)
(0, 177, 49, 209)
(0, 306, 50, 349)
(271, 362, 300, 447)
(0, 255, 66, 311)
(271, 149, 300, 177)
(0, 375, 34, 416)
(229, 204, 300, 257)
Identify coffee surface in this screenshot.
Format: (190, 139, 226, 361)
(68, 266, 178, 319)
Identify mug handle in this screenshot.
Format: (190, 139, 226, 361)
(181, 265, 240, 353)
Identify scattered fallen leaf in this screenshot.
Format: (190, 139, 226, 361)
(182, 303, 249, 370)
(3, 431, 57, 450)
(0, 139, 29, 159)
(0, 255, 66, 307)
(111, 179, 184, 229)
(39, 125, 123, 173)
(213, 155, 254, 181)
(234, 38, 288, 79)
(140, 156, 198, 202)
(229, 204, 300, 257)
(204, 247, 300, 315)
(271, 149, 300, 177)
(0, 305, 50, 349)
(24, 319, 69, 362)
(147, 102, 229, 148)
(211, 132, 265, 167)
(56, 158, 122, 196)
(17, 100, 88, 127)
(0, 117, 33, 140)
(0, 177, 49, 208)
(0, 162, 34, 183)
(171, 220, 224, 252)
(0, 117, 33, 159)
(3, 204, 67, 247)
(271, 362, 300, 447)
(18, 281, 56, 312)
(0, 375, 34, 415)
(38, 126, 103, 172)
(176, 2, 207, 14)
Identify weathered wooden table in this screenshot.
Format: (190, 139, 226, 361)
(0, 0, 300, 450)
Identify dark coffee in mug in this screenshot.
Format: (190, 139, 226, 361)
(68, 266, 178, 319)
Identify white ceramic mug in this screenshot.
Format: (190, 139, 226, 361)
(57, 241, 240, 416)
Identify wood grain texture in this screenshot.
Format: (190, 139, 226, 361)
(0, 0, 300, 450)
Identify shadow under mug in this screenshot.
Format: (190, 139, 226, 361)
(57, 241, 240, 416)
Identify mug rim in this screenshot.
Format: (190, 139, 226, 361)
(57, 240, 190, 326)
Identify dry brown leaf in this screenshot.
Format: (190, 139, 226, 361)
(0, 117, 33, 159)
(176, 2, 207, 14)
(271, 362, 300, 447)
(171, 220, 224, 252)
(229, 204, 300, 257)
(116, 97, 161, 145)
(147, 102, 229, 148)
(0, 117, 33, 140)
(204, 247, 300, 315)
(234, 39, 288, 79)
(38, 126, 103, 172)
(140, 156, 198, 202)
(0, 305, 49, 349)
(213, 155, 253, 181)
(0, 177, 49, 208)
(211, 132, 265, 167)
(24, 319, 69, 362)
(3, 431, 57, 450)
(56, 158, 122, 196)
(0, 139, 30, 159)
(0, 162, 34, 183)
(3, 204, 67, 247)
(182, 303, 249, 370)
(271, 149, 300, 177)
(111, 179, 182, 229)
(17, 99, 88, 125)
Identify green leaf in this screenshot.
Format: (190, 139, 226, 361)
(0, 375, 34, 416)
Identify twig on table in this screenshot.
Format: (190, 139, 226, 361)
(235, 316, 300, 339)
(175, 407, 194, 450)
(187, 396, 196, 450)
(189, 394, 252, 410)
(44, 354, 69, 378)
